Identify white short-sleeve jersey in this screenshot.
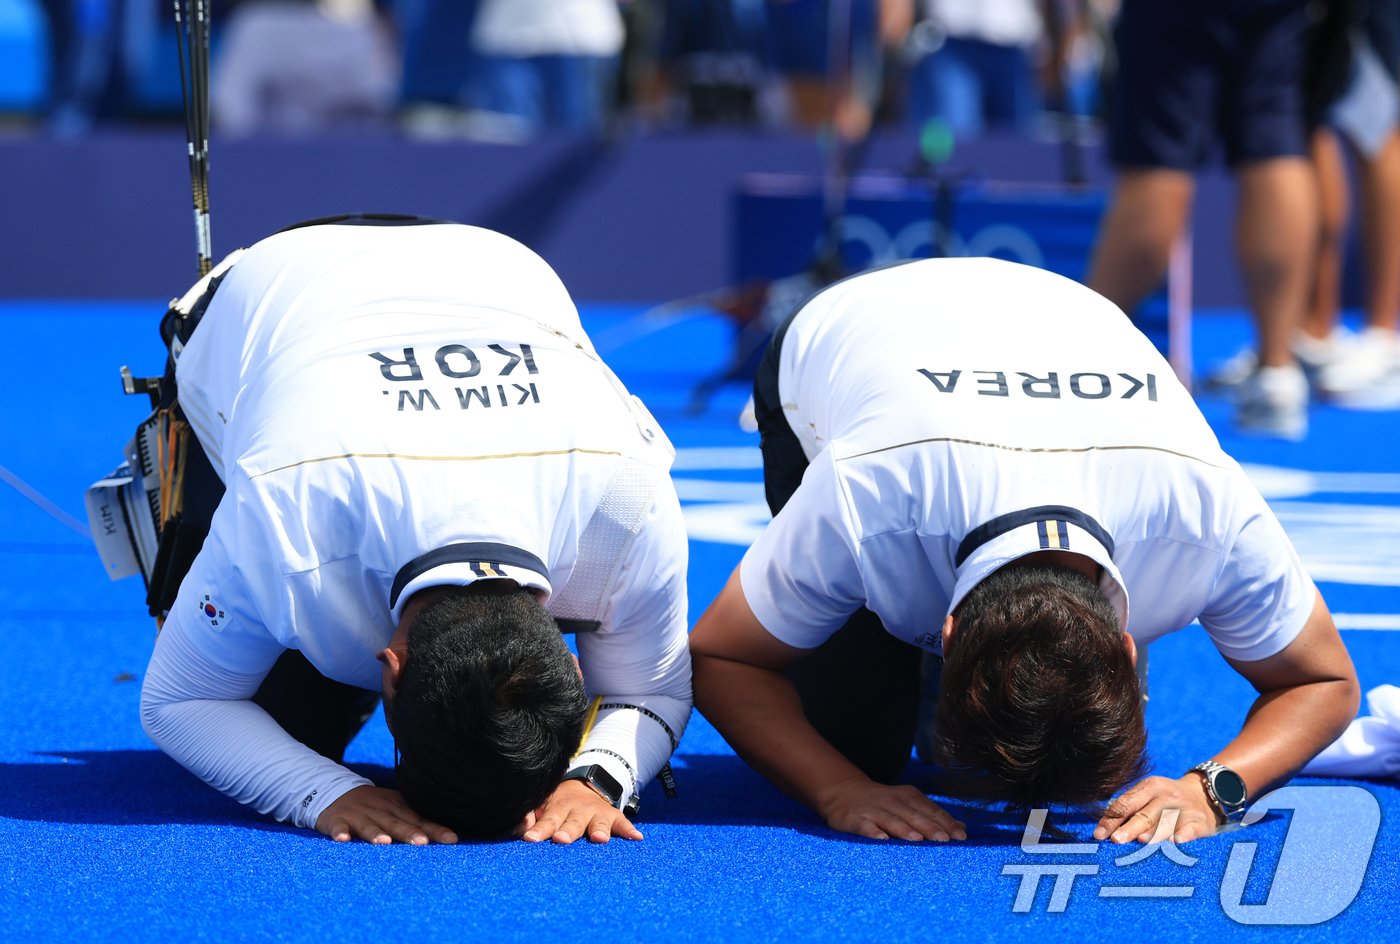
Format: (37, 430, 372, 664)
(741, 258, 1315, 664)
(140, 222, 689, 826)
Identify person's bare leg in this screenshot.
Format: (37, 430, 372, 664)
(1317, 128, 1400, 403)
(1358, 129, 1400, 333)
(786, 78, 835, 130)
(1228, 156, 1317, 438)
(1235, 157, 1318, 368)
(1088, 169, 1194, 314)
(1304, 128, 1349, 342)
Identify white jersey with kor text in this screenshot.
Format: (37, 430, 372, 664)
(140, 222, 690, 828)
(740, 257, 1315, 663)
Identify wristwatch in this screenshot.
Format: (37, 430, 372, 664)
(1189, 761, 1249, 824)
(563, 764, 641, 817)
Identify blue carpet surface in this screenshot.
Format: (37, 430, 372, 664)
(1, 300, 1397, 943)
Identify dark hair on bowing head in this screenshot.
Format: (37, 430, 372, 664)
(390, 582, 587, 838)
(933, 563, 1148, 815)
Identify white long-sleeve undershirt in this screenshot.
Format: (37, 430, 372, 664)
(141, 623, 374, 829)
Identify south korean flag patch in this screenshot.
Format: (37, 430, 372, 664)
(198, 593, 228, 630)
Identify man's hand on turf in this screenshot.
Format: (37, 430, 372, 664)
(316, 785, 459, 845)
(517, 778, 644, 844)
(815, 777, 967, 842)
(1094, 774, 1220, 844)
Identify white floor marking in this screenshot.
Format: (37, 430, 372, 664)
(1333, 614, 1400, 631)
(672, 447, 763, 471)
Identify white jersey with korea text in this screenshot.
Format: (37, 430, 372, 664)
(140, 222, 690, 828)
(740, 257, 1315, 663)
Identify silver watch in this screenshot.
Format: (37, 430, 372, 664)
(1189, 761, 1249, 823)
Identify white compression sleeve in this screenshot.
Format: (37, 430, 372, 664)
(140, 623, 372, 830)
(572, 482, 693, 805)
(572, 695, 690, 805)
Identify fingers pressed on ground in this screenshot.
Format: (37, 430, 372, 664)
(898, 795, 966, 840)
(1174, 821, 1205, 844)
(523, 812, 564, 843)
(878, 811, 926, 842)
(848, 815, 890, 840)
(901, 810, 951, 841)
(1113, 806, 1159, 844)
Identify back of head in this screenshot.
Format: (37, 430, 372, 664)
(391, 583, 587, 837)
(934, 563, 1147, 813)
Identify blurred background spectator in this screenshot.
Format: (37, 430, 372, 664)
(31, 0, 175, 134)
(4, 0, 1114, 139)
(212, 0, 398, 137)
(1303, 0, 1400, 408)
(903, 1, 1112, 138)
(5, 0, 1400, 435)
(626, 0, 770, 128)
(1087, 0, 1319, 440)
(904, 0, 1049, 138)
(762, 0, 912, 142)
(464, 0, 626, 137)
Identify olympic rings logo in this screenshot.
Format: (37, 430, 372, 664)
(825, 215, 1048, 270)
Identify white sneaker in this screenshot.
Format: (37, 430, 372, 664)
(1316, 327, 1400, 407)
(1236, 363, 1308, 440)
(1205, 329, 1349, 392)
(1203, 347, 1258, 391)
(738, 394, 758, 432)
(1293, 326, 1352, 374)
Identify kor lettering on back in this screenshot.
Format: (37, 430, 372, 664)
(370, 343, 543, 413)
(916, 369, 1158, 401)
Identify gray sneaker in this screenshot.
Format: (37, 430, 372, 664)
(1236, 363, 1308, 440)
(1316, 327, 1400, 407)
(1203, 347, 1258, 391)
(1205, 329, 1348, 392)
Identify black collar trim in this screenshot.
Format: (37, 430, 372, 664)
(390, 542, 549, 609)
(955, 505, 1115, 568)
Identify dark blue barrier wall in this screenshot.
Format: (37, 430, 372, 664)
(0, 129, 1247, 305)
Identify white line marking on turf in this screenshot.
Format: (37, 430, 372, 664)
(672, 447, 763, 471)
(0, 464, 92, 539)
(1269, 502, 1400, 586)
(672, 479, 767, 502)
(681, 501, 771, 546)
(1334, 614, 1400, 631)
(1244, 464, 1400, 500)
(592, 309, 705, 356)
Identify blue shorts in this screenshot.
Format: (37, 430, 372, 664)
(659, 0, 766, 60)
(1365, 0, 1400, 79)
(1108, 0, 1312, 170)
(764, 0, 877, 77)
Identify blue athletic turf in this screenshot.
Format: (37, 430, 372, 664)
(1, 300, 1396, 943)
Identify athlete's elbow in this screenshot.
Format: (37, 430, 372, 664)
(1307, 669, 1363, 751)
(1334, 671, 1363, 731)
(138, 681, 174, 748)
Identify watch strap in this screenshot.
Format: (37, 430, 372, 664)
(564, 763, 641, 817)
(1189, 760, 1247, 823)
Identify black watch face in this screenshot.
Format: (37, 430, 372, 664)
(1213, 769, 1248, 807)
(589, 766, 625, 803)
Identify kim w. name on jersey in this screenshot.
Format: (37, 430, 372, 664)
(370, 341, 544, 413)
